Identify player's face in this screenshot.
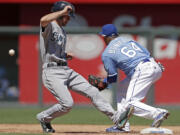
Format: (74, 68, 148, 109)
(103, 36, 111, 45)
(58, 15, 70, 26)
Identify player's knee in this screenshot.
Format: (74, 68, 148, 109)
(126, 100, 138, 109)
(36, 113, 42, 121)
(60, 100, 74, 111)
(64, 101, 74, 110)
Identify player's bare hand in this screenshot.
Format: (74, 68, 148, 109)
(62, 5, 72, 15)
(66, 53, 73, 60)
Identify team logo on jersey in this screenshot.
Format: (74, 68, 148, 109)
(51, 32, 63, 42)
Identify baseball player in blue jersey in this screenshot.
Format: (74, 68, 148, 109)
(36, 2, 133, 133)
(98, 24, 169, 133)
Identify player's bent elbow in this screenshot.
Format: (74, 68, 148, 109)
(40, 17, 49, 28)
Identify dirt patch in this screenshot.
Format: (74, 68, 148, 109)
(0, 124, 179, 135)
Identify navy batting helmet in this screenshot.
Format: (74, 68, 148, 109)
(51, 1, 75, 18)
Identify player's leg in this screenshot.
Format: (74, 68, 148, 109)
(67, 69, 115, 119)
(125, 61, 169, 127)
(117, 77, 131, 114)
(36, 68, 74, 133)
(67, 69, 133, 128)
(106, 77, 131, 133)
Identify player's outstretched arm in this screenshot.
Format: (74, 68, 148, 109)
(40, 5, 72, 27)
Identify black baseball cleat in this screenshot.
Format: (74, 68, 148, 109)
(39, 121, 55, 133)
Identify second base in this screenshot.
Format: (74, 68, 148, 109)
(140, 127, 173, 134)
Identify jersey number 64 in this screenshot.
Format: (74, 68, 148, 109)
(121, 42, 143, 57)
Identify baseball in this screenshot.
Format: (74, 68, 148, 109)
(9, 49, 15, 56)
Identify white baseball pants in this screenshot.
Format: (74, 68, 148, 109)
(117, 58, 167, 121)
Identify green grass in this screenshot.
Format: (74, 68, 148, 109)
(0, 106, 179, 126)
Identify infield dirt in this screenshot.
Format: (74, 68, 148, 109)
(0, 124, 179, 135)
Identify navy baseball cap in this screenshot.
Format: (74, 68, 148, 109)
(99, 24, 118, 37)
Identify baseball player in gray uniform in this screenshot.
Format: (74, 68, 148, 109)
(36, 1, 133, 133)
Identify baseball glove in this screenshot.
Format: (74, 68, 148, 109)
(88, 75, 108, 91)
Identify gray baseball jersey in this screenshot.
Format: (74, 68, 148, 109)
(37, 21, 122, 125)
(39, 21, 67, 64)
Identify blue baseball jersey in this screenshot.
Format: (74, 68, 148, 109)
(102, 36, 151, 80)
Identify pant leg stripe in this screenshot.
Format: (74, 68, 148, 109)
(129, 103, 151, 112)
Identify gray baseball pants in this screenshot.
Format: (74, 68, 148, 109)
(36, 65, 121, 124)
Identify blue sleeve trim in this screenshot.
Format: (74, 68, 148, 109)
(107, 74, 117, 83)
